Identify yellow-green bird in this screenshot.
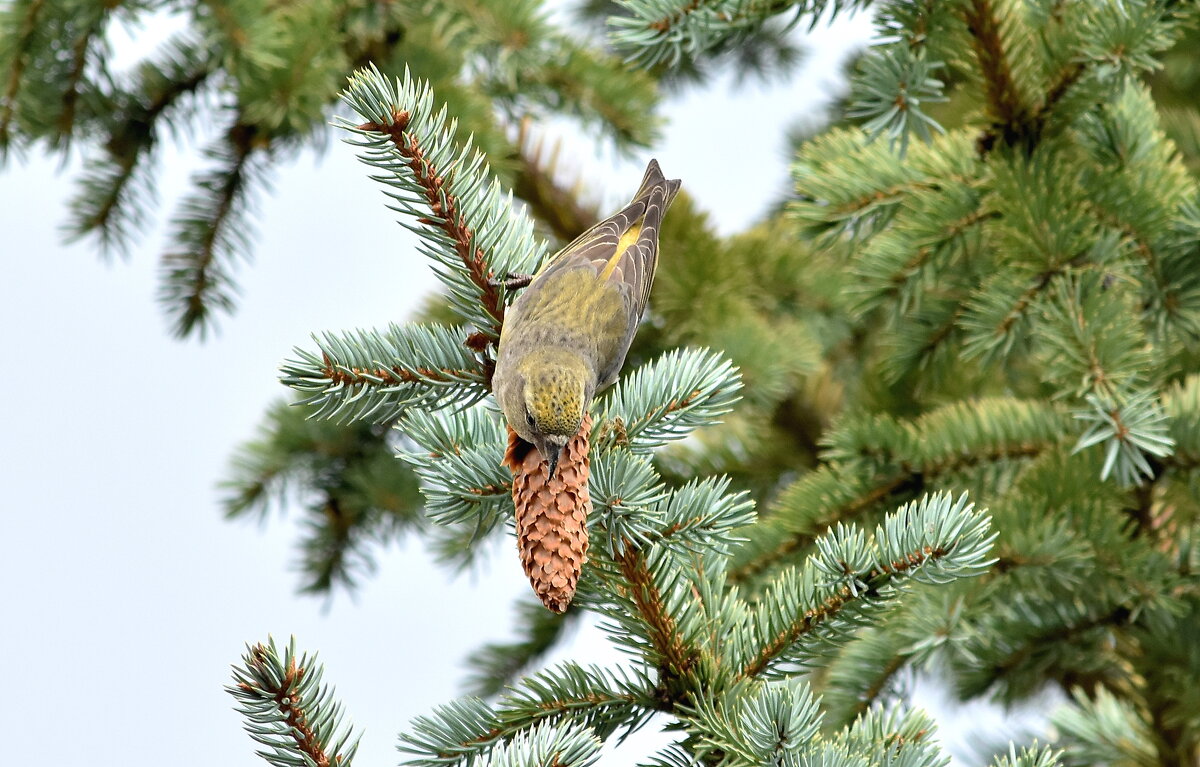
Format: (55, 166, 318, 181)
(494, 159, 681, 476)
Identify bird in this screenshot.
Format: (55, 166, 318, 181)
(493, 159, 681, 476)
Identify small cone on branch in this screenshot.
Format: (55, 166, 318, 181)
(502, 415, 592, 613)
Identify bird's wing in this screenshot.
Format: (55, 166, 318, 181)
(536, 159, 681, 322)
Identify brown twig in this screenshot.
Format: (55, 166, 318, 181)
(320, 353, 481, 388)
(614, 545, 700, 706)
(962, 0, 1034, 152)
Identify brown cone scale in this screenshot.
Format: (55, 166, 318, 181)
(502, 415, 592, 613)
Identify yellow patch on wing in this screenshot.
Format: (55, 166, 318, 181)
(600, 220, 643, 280)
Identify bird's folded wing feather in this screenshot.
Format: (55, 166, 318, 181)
(536, 160, 681, 321)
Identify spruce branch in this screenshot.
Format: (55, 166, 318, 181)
(497, 662, 658, 740)
(67, 146, 153, 258)
(1163, 374, 1200, 469)
(957, 601, 1135, 701)
(738, 492, 995, 678)
(337, 65, 546, 341)
(1073, 389, 1175, 486)
(1036, 273, 1153, 402)
(1052, 687, 1159, 767)
(687, 679, 822, 767)
(612, 545, 704, 689)
(281, 323, 488, 424)
(1029, 60, 1086, 134)
(54, 14, 89, 144)
(728, 470, 918, 585)
(472, 722, 602, 767)
(400, 697, 505, 767)
(837, 704, 942, 763)
(608, 0, 863, 68)
(993, 744, 1064, 767)
(849, 183, 992, 317)
(398, 404, 512, 538)
(589, 448, 671, 548)
(731, 398, 1063, 583)
(846, 44, 946, 154)
(649, 477, 756, 555)
(222, 397, 424, 595)
(790, 128, 981, 242)
(399, 670, 637, 767)
(819, 627, 911, 727)
(228, 637, 360, 767)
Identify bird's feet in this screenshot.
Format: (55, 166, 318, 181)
(489, 273, 534, 290)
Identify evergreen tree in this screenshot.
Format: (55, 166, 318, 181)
(224, 2, 1200, 766)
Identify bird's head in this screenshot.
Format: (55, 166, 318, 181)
(516, 351, 589, 477)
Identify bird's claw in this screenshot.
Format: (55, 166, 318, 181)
(489, 273, 534, 290)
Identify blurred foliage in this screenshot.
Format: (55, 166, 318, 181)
(0, 0, 659, 337)
(223, 399, 424, 594)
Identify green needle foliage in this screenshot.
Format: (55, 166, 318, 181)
(228, 637, 361, 767)
(223, 398, 424, 594)
(226, 66, 1028, 767)
(220, 1, 1200, 765)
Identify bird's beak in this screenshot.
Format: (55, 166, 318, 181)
(543, 436, 568, 478)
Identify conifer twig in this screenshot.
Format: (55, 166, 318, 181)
(356, 109, 507, 336)
(320, 356, 483, 388)
(741, 541, 952, 678)
(228, 637, 360, 767)
(730, 438, 1045, 583)
(160, 121, 258, 338)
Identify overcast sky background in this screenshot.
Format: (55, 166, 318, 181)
(0, 7, 1055, 766)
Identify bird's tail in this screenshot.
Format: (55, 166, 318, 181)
(631, 158, 682, 210)
(620, 159, 680, 312)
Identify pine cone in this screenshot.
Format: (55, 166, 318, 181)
(502, 415, 592, 613)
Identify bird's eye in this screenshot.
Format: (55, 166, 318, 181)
(525, 410, 537, 428)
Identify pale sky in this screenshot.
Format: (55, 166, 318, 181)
(0, 8, 1052, 766)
